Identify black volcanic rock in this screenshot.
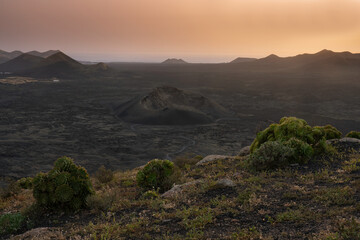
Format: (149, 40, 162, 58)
(162, 58, 188, 64)
(114, 86, 228, 125)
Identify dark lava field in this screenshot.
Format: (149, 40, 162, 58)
(1, 62, 360, 183)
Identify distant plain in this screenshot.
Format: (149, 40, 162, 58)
(1, 50, 360, 182)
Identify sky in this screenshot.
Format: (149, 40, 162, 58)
(1, 0, 360, 62)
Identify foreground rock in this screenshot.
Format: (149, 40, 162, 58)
(326, 137, 360, 144)
(215, 178, 236, 188)
(162, 180, 203, 199)
(238, 145, 251, 156)
(11, 227, 65, 240)
(196, 155, 234, 166)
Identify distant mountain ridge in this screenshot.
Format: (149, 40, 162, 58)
(162, 58, 188, 64)
(0, 50, 60, 64)
(0, 50, 110, 78)
(255, 49, 360, 68)
(0, 50, 23, 64)
(26, 50, 60, 58)
(230, 57, 257, 63)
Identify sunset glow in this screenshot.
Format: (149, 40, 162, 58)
(1, 0, 360, 62)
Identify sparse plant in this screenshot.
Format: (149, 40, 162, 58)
(0, 212, 26, 235)
(32, 156, 94, 212)
(136, 159, 175, 193)
(18, 177, 33, 189)
(342, 158, 360, 173)
(141, 190, 159, 199)
(0, 180, 21, 199)
(173, 153, 203, 170)
(336, 217, 360, 240)
(314, 186, 354, 206)
(86, 192, 117, 212)
(95, 165, 114, 184)
(345, 131, 360, 139)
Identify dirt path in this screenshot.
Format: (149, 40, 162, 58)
(165, 136, 196, 160)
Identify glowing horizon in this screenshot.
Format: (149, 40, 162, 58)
(1, 0, 360, 62)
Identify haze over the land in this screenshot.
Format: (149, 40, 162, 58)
(1, 0, 360, 62)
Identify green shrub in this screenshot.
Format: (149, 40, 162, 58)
(250, 117, 341, 155)
(136, 159, 175, 193)
(283, 138, 313, 164)
(18, 177, 33, 189)
(0, 213, 25, 235)
(248, 141, 295, 171)
(95, 165, 114, 184)
(346, 131, 360, 139)
(321, 125, 342, 140)
(32, 156, 94, 212)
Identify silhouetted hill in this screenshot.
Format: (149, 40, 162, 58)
(13, 51, 111, 78)
(249, 50, 360, 71)
(89, 62, 109, 71)
(42, 52, 83, 67)
(0, 53, 44, 72)
(26, 50, 60, 58)
(0, 50, 23, 64)
(20, 51, 85, 78)
(114, 86, 228, 125)
(162, 58, 188, 64)
(230, 57, 257, 63)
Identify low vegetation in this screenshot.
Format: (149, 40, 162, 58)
(248, 117, 340, 170)
(346, 131, 360, 139)
(32, 156, 94, 212)
(0, 117, 359, 239)
(136, 159, 178, 193)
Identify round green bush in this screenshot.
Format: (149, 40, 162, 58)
(32, 156, 94, 212)
(248, 141, 295, 171)
(250, 117, 341, 155)
(283, 138, 313, 164)
(136, 159, 175, 193)
(346, 131, 360, 139)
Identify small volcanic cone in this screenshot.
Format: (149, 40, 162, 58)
(114, 86, 228, 125)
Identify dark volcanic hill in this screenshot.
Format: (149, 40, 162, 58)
(0, 50, 24, 64)
(162, 58, 188, 64)
(0, 53, 44, 72)
(22, 51, 85, 77)
(114, 86, 228, 125)
(254, 49, 360, 71)
(0, 51, 110, 78)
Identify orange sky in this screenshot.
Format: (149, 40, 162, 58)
(1, 0, 360, 62)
